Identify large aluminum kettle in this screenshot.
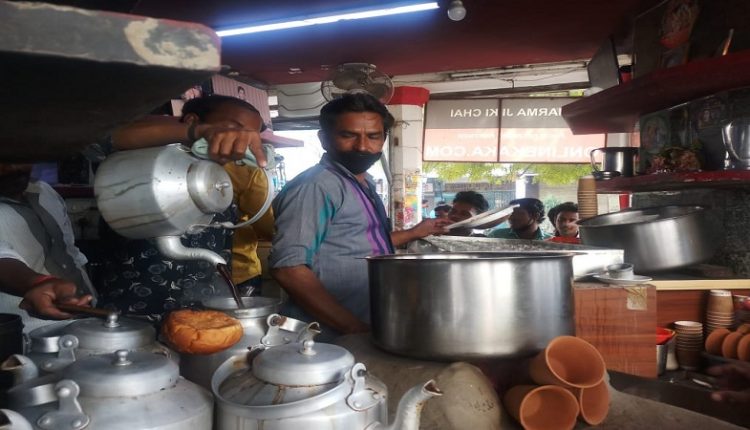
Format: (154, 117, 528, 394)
(19, 311, 170, 374)
(212, 339, 441, 430)
(94, 144, 233, 266)
(3, 350, 212, 430)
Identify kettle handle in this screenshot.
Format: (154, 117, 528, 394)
(589, 148, 604, 172)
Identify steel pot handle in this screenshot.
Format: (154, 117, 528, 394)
(723, 120, 744, 162)
(589, 147, 603, 172)
(57, 304, 120, 327)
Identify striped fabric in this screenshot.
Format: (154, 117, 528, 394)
(269, 154, 393, 340)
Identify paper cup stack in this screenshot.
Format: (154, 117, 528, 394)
(674, 320, 703, 370)
(706, 289, 735, 335)
(577, 176, 598, 220)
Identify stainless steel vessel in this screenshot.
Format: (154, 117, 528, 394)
(590, 147, 639, 177)
(368, 252, 575, 360)
(579, 205, 721, 272)
(178, 296, 280, 389)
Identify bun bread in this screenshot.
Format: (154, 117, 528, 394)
(162, 309, 243, 355)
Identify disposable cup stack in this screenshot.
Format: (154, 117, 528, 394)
(577, 176, 598, 220)
(674, 320, 703, 370)
(706, 289, 735, 335)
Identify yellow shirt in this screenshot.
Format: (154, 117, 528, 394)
(224, 163, 275, 284)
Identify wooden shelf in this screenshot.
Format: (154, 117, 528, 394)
(562, 50, 750, 134)
(594, 171, 750, 193)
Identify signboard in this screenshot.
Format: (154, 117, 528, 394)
(424, 98, 605, 163)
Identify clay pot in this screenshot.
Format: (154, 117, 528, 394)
(704, 328, 731, 355)
(722, 332, 744, 359)
(737, 335, 750, 361)
(529, 336, 606, 389)
(503, 385, 579, 430)
(676, 348, 701, 370)
(569, 380, 610, 426)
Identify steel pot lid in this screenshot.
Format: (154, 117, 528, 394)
(65, 350, 178, 397)
(579, 205, 707, 227)
(252, 340, 354, 386)
(202, 296, 280, 319)
(63, 316, 155, 351)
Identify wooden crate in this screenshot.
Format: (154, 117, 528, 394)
(573, 282, 657, 378)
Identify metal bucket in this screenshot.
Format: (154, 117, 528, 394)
(579, 205, 721, 273)
(368, 252, 575, 360)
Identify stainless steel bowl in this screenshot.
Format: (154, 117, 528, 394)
(578, 205, 721, 273)
(368, 252, 575, 360)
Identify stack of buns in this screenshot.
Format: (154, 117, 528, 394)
(162, 309, 243, 355)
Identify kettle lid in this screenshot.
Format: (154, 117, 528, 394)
(253, 340, 354, 386)
(63, 316, 155, 351)
(65, 350, 178, 397)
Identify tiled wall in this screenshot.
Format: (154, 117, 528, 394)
(632, 188, 750, 276)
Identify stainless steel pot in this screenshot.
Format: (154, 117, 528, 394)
(368, 252, 575, 360)
(578, 205, 721, 272)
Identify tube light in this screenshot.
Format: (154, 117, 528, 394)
(216, 2, 439, 37)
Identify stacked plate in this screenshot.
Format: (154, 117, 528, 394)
(674, 320, 703, 370)
(577, 176, 598, 220)
(706, 289, 735, 335)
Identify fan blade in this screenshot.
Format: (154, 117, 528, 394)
(365, 82, 393, 100)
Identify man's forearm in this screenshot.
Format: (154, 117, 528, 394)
(271, 265, 368, 334)
(111, 116, 190, 150)
(391, 229, 420, 247)
(0, 258, 41, 296)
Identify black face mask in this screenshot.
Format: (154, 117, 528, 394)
(331, 151, 382, 175)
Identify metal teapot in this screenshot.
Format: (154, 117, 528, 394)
(3, 350, 212, 430)
(18, 310, 169, 374)
(94, 144, 234, 266)
(94, 141, 276, 266)
(211, 339, 441, 430)
(178, 298, 288, 389)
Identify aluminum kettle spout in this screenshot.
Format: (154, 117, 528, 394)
(155, 236, 227, 266)
(0, 355, 39, 386)
(378, 379, 442, 430)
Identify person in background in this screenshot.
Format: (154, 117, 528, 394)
(94, 95, 269, 320)
(488, 197, 550, 240)
(0, 163, 96, 330)
(547, 202, 580, 244)
(446, 191, 489, 236)
(237, 86, 246, 101)
(547, 204, 562, 236)
(709, 362, 750, 404)
(270, 93, 449, 340)
(434, 204, 452, 219)
(421, 199, 430, 219)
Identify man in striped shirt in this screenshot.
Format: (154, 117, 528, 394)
(270, 94, 449, 340)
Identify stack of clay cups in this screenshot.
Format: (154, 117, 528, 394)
(706, 289, 735, 335)
(674, 321, 703, 370)
(504, 336, 609, 430)
(577, 176, 598, 220)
